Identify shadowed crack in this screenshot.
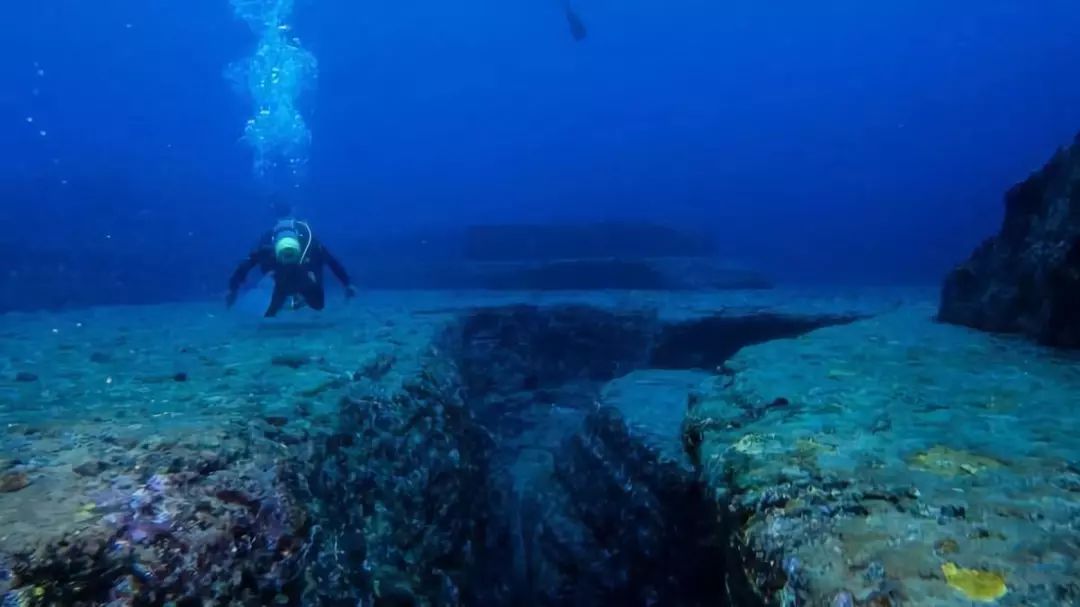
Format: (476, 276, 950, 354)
(453, 303, 863, 606)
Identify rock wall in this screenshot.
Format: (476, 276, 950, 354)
(452, 304, 860, 606)
(940, 132, 1080, 347)
(291, 348, 498, 606)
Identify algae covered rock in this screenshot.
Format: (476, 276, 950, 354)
(4, 454, 309, 605)
(294, 345, 497, 606)
(940, 131, 1080, 347)
(684, 306, 1080, 606)
(0, 472, 29, 493)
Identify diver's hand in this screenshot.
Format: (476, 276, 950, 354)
(225, 290, 238, 308)
(344, 284, 357, 300)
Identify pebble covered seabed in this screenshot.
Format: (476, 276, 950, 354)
(0, 288, 1076, 606)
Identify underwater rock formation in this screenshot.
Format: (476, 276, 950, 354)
(684, 306, 1080, 606)
(348, 222, 772, 291)
(457, 222, 770, 291)
(1, 438, 308, 606)
(353, 257, 773, 291)
(462, 222, 717, 261)
(940, 132, 1080, 347)
(540, 372, 726, 605)
(0, 290, 912, 606)
(292, 347, 497, 606)
(453, 302, 864, 605)
(0, 309, 496, 607)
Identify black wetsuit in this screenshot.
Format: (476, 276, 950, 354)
(228, 221, 352, 317)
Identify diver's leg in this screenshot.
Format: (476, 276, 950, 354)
(265, 282, 289, 317)
(301, 272, 326, 311)
(308, 286, 326, 311)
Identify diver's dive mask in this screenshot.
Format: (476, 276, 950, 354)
(273, 219, 304, 264)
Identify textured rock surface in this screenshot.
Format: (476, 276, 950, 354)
(293, 342, 496, 605)
(549, 371, 726, 604)
(0, 425, 309, 605)
(685, 305, 1080, 606)
(940, 133, 1080, 347)
(0, 288, 926, 606)
(0, 298, 489, 606)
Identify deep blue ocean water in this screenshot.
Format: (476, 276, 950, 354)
(3, 0, 1080, 302)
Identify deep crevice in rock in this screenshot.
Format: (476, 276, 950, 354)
(451, 304, 861, 606)
(651, 313, 860, 369)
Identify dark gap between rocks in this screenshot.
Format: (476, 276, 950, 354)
(651, 313, 861, 370)
(453, 304, 860, 606)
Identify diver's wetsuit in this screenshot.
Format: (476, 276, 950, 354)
(228, 221, 353, 317)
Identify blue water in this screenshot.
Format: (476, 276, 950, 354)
(2, 0, 1080, 307)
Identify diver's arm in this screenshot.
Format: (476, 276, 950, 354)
(321, 245, 355, 294)
(226, 241, 270, 306)
(228, 253, 259, 293)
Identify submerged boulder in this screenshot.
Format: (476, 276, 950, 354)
(939, 132, 1080, 347)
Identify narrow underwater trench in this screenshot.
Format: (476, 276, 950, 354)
(0, 303, 859, 607)
(449, 304, 859, 606)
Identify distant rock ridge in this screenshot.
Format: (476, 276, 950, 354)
(939, 131, 1080, 347)
(462, 222, 717, 261)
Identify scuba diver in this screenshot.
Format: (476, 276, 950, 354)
(226, 210, 356, 317)
(563, 0, 587, 41)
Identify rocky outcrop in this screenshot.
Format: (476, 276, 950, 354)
(293, 349, 497, 606)
(462, 222, 717, 261)
(354, 221, 773, 291)
(0, 301, 495, 607)
(940, 132, 1080, 347)
(684, 307, 1080, 606)
(1, 431, 309, 606)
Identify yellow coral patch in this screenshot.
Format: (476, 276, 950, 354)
(941, 563, 1007, 601)
(909, 445, 1003, 477)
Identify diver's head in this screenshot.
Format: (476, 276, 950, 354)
(273, 220, 303, 264)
